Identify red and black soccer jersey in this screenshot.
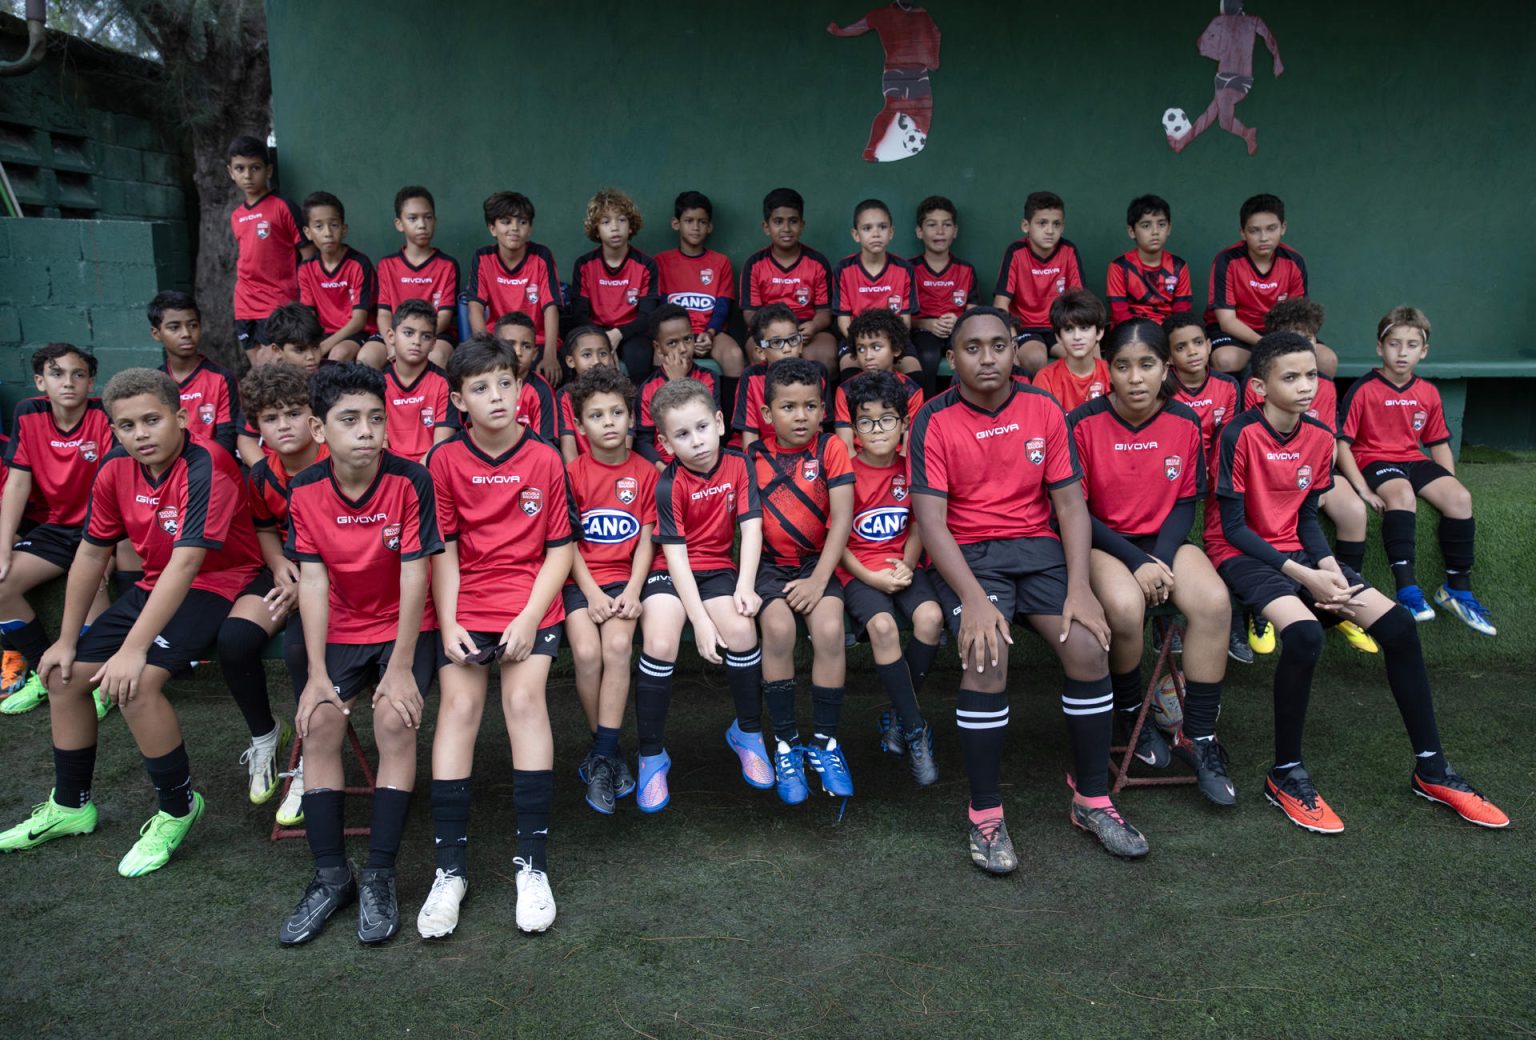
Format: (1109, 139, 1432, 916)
(910, 255, 979, 318)
(1169, 371, 1242, 466)
(732, 361, 832, 448)
(1203, 243, 1308, 333)
(1032, 358, 1110, 415)
(249, 443, 329, 542)
(299, 247, 378, 336)
(740, 247, 834, 323)
(833, 372, 924, 431)
(85, 436, 263, 601)
(1242, 373, 1338, 433)
(572, 247, 659, 331)
(836, 455, 915, 584)
(288, 451, 443, 643)
(1068, 398, 1205, 537)
(909, 383, 1080, 545)
(376, 248, 459, 317)
(1105, 250, 1193, 325)
(1205, 411, 1335, 568)
(655, 449, 760, 572)
(4, 398, 112, 527)
(230, 192, 303, 321)
(1340, 371, 1451, 468)
(555, 384, 585, 454)
(385, 363, 458, 463)
(750, 433, 854, 566)
(466, 244, 561, 345)
(993, 239, 1084, 328)
(514, 380, 556, 442)
(636, 366, 722, 464)
(567, 452, 659, 586)
(161, 356, 243, 459)
(655, 248, 735, 335)
(831, 254, 919, 317)
(429, 430, 575, 631)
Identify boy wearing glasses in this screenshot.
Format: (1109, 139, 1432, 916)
(734, 304, 833, 450)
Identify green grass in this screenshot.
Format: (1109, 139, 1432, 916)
(2, 460, 1533, 1039)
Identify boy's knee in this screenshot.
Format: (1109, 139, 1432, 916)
(1100, 586, 1145, 633)
(568, 633, 601, 670)
(867, 612, 899, 645)
(1280, 619, 1324, 662)
(603, 628, 634, 661)
(1059, 627, 1109, 675)
(217, 617, 269, 663)
(1445, 485, 1473, 517)
(912, 602, 943, 638)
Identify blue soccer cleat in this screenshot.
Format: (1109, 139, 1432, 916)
(803, 739, 854, 798)
(773, 741, 809, 805)
(1396, 584, 1435, 622)
(725, 720, 775, 789)
(636, 751, 671, 814)
(1434, 586, 1496, 636)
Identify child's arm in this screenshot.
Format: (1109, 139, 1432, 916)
(92, 546, 205, 702)
(295, 559, 347, 736)
(1049, 485, 1112, 649)
(501, 542, 573, 661)
(661, 542, 723, 663)
(376, 307, 394, 341)
(1428, 441, 1456, 477)
(433, 425, 455, 447)
(784, 484, 853, 614)
(835, 428, 855, 453)
(373, 556, 428, 730)
(1214, 309, 1260, 347)
(256, 527, 300, 616)
(0, 468, 33, 580)
(320, 308, 369, 358)
(431, 541, 476, 664)
(804, 307, 833, 339)
(611, 523, 656, 621)
(468, 300, 487, 336)
(540, 306, 561, 383)
(836, 314, 852, 339)
(237, 433, 263, 468)
(1334, 442, 1382, 511)
(35, 539, 112, 687)
(912, 494, 1011, 673)
(571, 553, 612, 622)
(734, 516, 764, 618)
(559, 434, 580, 464)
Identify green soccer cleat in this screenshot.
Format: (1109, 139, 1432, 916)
(93, 687, 112, 721)
(0, 793, 98, 852)
(0, 673, 47, 715)
(117, 791, 205, 877)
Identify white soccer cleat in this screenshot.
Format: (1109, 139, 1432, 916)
(416, 868, 469, 939)
(513, 858, 556, 933)
(240, 723, 290, 805)
(275, 756, 305, 827)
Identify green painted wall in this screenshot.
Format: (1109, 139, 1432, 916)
(267, 0, 1535, 368)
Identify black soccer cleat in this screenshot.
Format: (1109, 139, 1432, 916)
(356, 868, 401, 945)
(585, 755, 618, 815)
(1116, 711, 1171, 769)
(279, 865, 356, 946)
(1169, 730, 1236, 807)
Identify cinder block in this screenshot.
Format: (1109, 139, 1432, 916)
(6, 218, 81, 261)
(140, 151, 180, 186)
(95, 179, 126, 215)
(99, 144, 141, 181)
(0, 305, 21, 343)
(20, 305, 91, 343)
(143, 184, 185, 220)
(120, 262, 162, 303)
(113, 114, 158, 151)
(82, 221, 154, 267)
(0, 257, 52, 305)
(87, 306, 150, 349)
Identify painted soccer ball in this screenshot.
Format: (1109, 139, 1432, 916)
(1150, 674, 1183, 733)
(1162, 107, 1192, 139)
(874, 112, 927, 162)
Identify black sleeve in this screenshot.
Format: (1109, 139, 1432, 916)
(1151, 499, 1196, 566)
(1297, 491, 1333, 564)
(634, 429, 661, 463)
(1219, 494, 1289, 571)
(1090, 513, 1156, 570)
(618, 295, 658, 341)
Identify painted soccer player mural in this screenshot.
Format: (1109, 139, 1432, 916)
(827, 2, 941, 163)
(1164, 0, 1284, 156)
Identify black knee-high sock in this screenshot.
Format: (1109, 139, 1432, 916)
(635, 653, 674, 756)
(53, 745, 96, 807)
(1334, 539, 1367, 574)
(876, 660, 923, 732)
(216, 618, 276, 738)
(283, 610, 308, 695)
(431, 777, 472, 875)
(1382, 510, 1418, 590)
(1272, 620, 1323, 769)
(956, 687, 1008, 810)
(1366, 607, 1446, 773)
(113, 570, 143, 598)
(303, 788, 346, 869)
(1110, 668, 1142, 714)
(903, 638, 938, 694)
(810, 684, 843, 746)
(1438, 516, 1475, 591)
(762, 678, 798, 744)
(512, 769, 553, 872)
(1062, 676, 1113, 797)
(1181, 679, 1222, 740)
(364, 787, 412, 870)
(144, 743, 194, 817)
(724, 649, 763, 732)
(6, 619, 49, 673)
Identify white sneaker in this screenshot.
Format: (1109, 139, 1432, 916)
(513, 857, 556, 933)
(240, 722, 290, 805)
(275, 756, 305, 827)
(416, 868, 469, 938)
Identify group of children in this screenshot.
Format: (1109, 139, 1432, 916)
(0, 135, 1509, 950)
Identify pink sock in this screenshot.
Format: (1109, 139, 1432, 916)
(1065, 773, 1114, 810)
(968, 804, 1003, 827)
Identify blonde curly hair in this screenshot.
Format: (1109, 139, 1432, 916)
(583, 188, 642, 242)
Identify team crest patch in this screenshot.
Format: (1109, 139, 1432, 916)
(1297, 464, 1313, 490)
(157, 506, 179, 535)
(1026, 436, 1046, 465)
(519, 487, 542, 516)
(795, 284, 811, 306)
(1212, 406, 1227, 425)
(616, 476, 637, 504)
(198, 403, 215, 425)
(625, 287, 639, 306)
(1088, 382, 1105, 399)
(1054, 277, 1066, 294)
(802, 458, 820, 481)
(421, 406, 435, 428)
(888, 295, 903, 312)
(1411, 410, 1427, 431)
(891, 474, 908, 501)
(700, 267, 714, 286)
(256, 221, 271, 240)
(952, 289, 968, 307)
(1164, 455, 1183, 481)
(726, 489, 737, 512)
(526, 283, 540, 305)
(79, 440, 98, 462)
(1164, 274, 1178, 294)
(382, 522, 402, 551)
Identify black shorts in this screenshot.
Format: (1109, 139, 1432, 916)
(12, 522, 83, 572)
(235, 319, 270, 350)
(1205, 323, 1238, 350)
(843, 568, 940, 633)
(1360, 458, 1455, 494)
(322, 638, 439, 702)
(930, 536, 1069, 633)
(76, 585, 234, 672)
(756, 559, 844, 605)
(1015, 327, 1056, 348)
(462, 626, 563, 662)
(562, 580, 629, 616)
(644, 567, 737, 602)
(1217, 552, 1370, 622)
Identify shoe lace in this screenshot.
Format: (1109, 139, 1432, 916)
(424, 869, 459, 907)
(1096, 802, 1128, 827)
(512, 857, 551, 903)
(359, 871, 392, 907)
(776, 747, 802, 778)
(973, 817, 1004, 844)
(1286, 771, 1321, 809)
(1198, 738, 1231, 775)
(1428, 769, 1484, 799)
(590, 756, 615, 791)
(137, 811, 183, 848)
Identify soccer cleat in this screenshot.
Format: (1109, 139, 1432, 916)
(0, 792, 98, 852)
(240, 722, 292, 805)
(1069, 798, 1150, 858)
(1247, 616, 1276, 655)
(773, 740, 809, 805)
(803, 739, 854, 798)
(1397, 584, 1435, 622)
(1, 650, 27, 694)
(1116, 712, 1171, 769)
(1264, 765, 1344, 834)
(877, 710, 905, 755)
(1434, 586, 1496, 636)
(584, 754, 617, 816)
(416, 868, 469, 939)
(904, 723, 938, 787)
(967, 816, 1018, 875)
(636, 750, 671, 813)
(613, 754, 636, 799)
(275, 757, 305, 827)
(279, 865, 356, 946)
(725, 720, 774, 790)
(1411, 766, 1509, 828)
(1335, 620, 1379, 654)
(356, 868, 401, 945)
(513, 857, 556, 933)
(0, 672, 46, 715)
(117, 791, 205, 877)
(576, 747, 599, 785)
(1227, 629, 1254, 665)
(93, 687, 112, 721)
(1169, 731, 1236, 807)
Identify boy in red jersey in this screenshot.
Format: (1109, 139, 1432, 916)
(992, 191, 1084, 374)
(466, 191, 562, 384)
(910, 307, 1136, 874)
(382, 299, 458, 463)
(226, 135, 313, 365)
(556, 326, 622, 462)
(1209, 333, 1507, 834)
(654, 191, 744, 392)
(0, 369, 265, 875)
(263, 302, 324, 377)
(832, 199, 919, 369)
(1338, 306, 1493, 635)
(375, 186, 458, 368)
(572, 188, 661, 382)
(832, 309, 923, 453)
(741, 187, 838, 372)
(279, 364, 441, 946)
(422, 339, 573, 939)
(492, 315, 558, 441)
(0, 344, 113, 714)
(1031, 289, 1111, 414)
(148, 291, 251, 465)
(734, 304, 833, 450)
(635, 305, 722, 467)
(1106, 195, 1192, 325)
(910, 195, 978, 395)
(297, 191, 378, 366)
(838, 371, 942, 786)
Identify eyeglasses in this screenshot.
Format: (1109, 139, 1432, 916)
(854, 413, 901, 434)
(761, 333, 804, 352)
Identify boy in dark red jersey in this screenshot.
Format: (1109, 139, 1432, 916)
(734, 304, 833, 451)
(832, 199, 919, 372)
(226, 135, 313, 365)
(636, 306, 722, 468)
(838, 371, 942, 786)
(0, 344, 113, 714)
(1106, 195, 1192, 326)
(382, 299, 458, 463)
(1337, 306, 1493, 636)
(556, 326, 621, 462)
(466, 191, 562, 384)
(562, 366, 656, 814)
(654, 190, 744, 395)
(297, 191, 379, 367)
(741, 187, 838, 372)
(832, 309, 923, 454)
(750, 360, 856, 804)
(375, 185, 458, 369)
(910, 307, 1137, 874)
(423, 339, 573, 939)
(992, 191, 1084, 374)
(1031, 289, 1111, 414)
(572, 188, 661, 383)
(492, 315, 558, 441)
(645, 378, 768, 809)
(148, 291, 250, 465)
(910, 195, 978, 395)
(0, 369, 265, 875)
(1209, 333, 1507, 833)
(280, 364, 441, 946)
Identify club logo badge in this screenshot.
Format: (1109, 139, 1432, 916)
(519, 488, 542, 516)
(616, 476, 637, 504)
(891, 474, 907, 501)
(952, 289, 968, 307)
(1027, 436, 1046, 465)
(157, 506, 179, 534)
(198, 403, 215, 425)
(802, 458, 820, 482)
(1411, 410, 1427, 431)
(1297, 464, 1313, 490)
(421, 406, 435, 428)
(699, 267, 714, 286)
(79, 440, 98, 462)
(382, 522, 402, 551)
(1165, 455, 1182, 481)
(795, 284, 810, 306)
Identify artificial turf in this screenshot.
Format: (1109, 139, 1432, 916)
(1, 458, 1531, 1039)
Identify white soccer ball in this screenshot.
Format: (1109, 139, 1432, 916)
(1162, 107, 1192, 139)
(1150, 674, 1183, 733)
(874, 112, 927, 162)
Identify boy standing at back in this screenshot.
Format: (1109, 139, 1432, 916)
(227, 135, 313, 365)
(1106, 195, 1192, 325)
(910, 195, 978, 396)
(741, 188, 838, 373)
(375, 186, 459, 368)
(466, 191, 562, 384)
(992, 191, 1084, 374)
(654, 190, 744, 400)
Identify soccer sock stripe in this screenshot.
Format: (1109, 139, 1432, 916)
(1367, 605, 1444, 761)
(512, 769, 554, 873)
(364, 787, 412, 870)
(1273, 620, 1323, 767)
(956, 688, 1007, 810)
(635, 653, 674, 757)
(725, 650, 763, 732)
(431, 777, 472, 875)
(302, 789, 346, 870)
(1062, 676, 1113, 797)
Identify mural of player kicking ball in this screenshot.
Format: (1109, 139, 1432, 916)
(1164, 0, 1284, 156)
(828, 2, 941, 163)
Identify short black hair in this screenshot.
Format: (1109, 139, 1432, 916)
(265, 301, 322, 348)
(762, 187, 804, 220)
(1102, 318, 1169, 366)
(492, 311, 536, 336)
(846, 309, 909, 355)
(484, 191, 535, 225)
(674, 190, 712, 219)
(563, 324, 608, 358)
(1250, 331, 1315, 381)
(147, 290, 199, 328)
(842, 370, 908, 420)
(915, 195, 957, 225)
(949, 305, 1014, 348)
(568, 364, 635, 417)
(750, 303, 799, 342)
(31, 342, 98, 378)
(1240, 193, 1285, 227)
(1127, 194, 1171, 226)
(302, 190, 344, 223)
(446, 334, 517, 393)
(1161, 312, 1205, 338)
(763, 358, 823, 405)
(649, 303, 693, 340)
(226, 135, 268, 163)
(852, 197, 891, 226)
(310, 362, 385, 421)
(1049, 288, 1108, 333)
(392, 298, 437, 330)
(1024, 191, 1065, 220)
(394, 185, 434, 217)
(1264, 297, 1325, 338)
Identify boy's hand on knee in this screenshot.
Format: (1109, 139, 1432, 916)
(441, 624, 478, 666)
(734, 587, 761, 618)
(611, 589, 642, 621)
(1061, 587, 1112, 652)
(500, 615, 540, 663)
(784, 576, 826, 615)
(92, 647, 148, 704)
(296, 677, 348, 738)
(1133, 560, 1175, 606)
(1300, 567, 1364, 617)
(692, 616, 724, 665)
(373, 669, 423, 730)
(1360, 488, 1385, 513)
(586, 597, 615, 625)
(958, 598, 1012, 673)
(39, 640, 76, 687)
